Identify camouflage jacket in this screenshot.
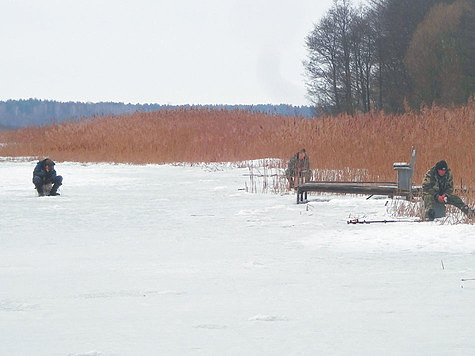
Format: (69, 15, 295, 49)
(286, 153, 310, 177)
(422, 164, 454, 197)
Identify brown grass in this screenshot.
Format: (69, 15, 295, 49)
(0, 103, 473, 202)
(387, 199, 473, 224)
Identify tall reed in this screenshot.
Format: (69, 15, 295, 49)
(0, 103, 473, 202)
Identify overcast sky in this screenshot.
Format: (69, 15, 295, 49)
(1, 0, 340, 106)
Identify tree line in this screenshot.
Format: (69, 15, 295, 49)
(304, 0, 474, 114)
(0, 99, 314, 129)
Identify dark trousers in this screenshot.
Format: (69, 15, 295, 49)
(33, 175, 63, 193)
(423, 193, 467, 215)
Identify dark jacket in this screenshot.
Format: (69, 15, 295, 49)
(33, 159, 58, 184)
(422, 164, 454, 197)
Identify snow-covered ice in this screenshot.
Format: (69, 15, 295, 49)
(1, 159, 474, 355)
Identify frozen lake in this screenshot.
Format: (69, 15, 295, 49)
(1, 159, 474, 355)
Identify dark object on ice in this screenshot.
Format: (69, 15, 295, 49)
(32, 158, 63, 196)
(425, 202, 447, 221)
(426, 208, 436, 221)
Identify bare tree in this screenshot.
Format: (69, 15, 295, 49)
(350, 6, 377, 112)
(334, 0, 355, 114)
(304, 10, 342, 113)
(304, 0, 356, 114)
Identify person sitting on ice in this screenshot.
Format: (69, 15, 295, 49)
(285, 148, 311, 188)
(32, 158, 63, 196)
(422, 160, 473, 220)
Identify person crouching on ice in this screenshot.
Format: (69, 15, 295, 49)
(32, 158, 63, 196)
(422, 160, 473, 220)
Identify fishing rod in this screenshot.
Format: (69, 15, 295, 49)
(347, 218, 421, 224)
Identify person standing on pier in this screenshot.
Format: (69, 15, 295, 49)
(285, 149, 311, 189)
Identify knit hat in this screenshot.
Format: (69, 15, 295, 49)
(44, 158, 54, 168)
(435, 160, 448, 171)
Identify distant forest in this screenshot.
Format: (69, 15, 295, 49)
(304, 0, 474, 114)
(0, 99, 315, 129)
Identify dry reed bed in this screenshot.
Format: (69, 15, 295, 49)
(0, 104, 473, 201)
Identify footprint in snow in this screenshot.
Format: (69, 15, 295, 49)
(249, 315, 288, 322)
(195, 324, 227, 330)
(0, 300, 38, 311)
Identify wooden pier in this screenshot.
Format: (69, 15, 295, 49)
(296, 181, 421, 203)
(296, 148, 420, 204)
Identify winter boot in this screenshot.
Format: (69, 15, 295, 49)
(36, 186, 45, 196)
(49, 187, 60, 196)
(426, 208, 435, 221)
(49, 182, 62, 196)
